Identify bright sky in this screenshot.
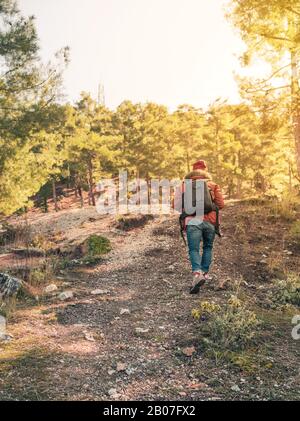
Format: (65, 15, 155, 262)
(18, 0, 245, 110)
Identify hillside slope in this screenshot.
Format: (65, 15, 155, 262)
(0, 201, 299, 401)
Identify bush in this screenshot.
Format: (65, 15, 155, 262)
(116, 215, 154, 231)
(30, 234, 55, 252)
(87, 235, 111, 256)
(269, 276, 300, 308)
(192, 296, 261, 353)
(0, 222, 32, 246)
(269, 191, 300, 222)
(290, 221, 300, 243)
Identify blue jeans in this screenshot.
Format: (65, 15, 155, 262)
(186, 222, 216, 273)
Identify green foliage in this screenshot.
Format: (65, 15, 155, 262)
(0, 131, 66, 215)
(0, 0, 69, 215)
(269, 276, 300, 308)
(58, 255, 103, 269)
(87, 235, 111, 256)
(227, 0, 300, 179)
(0, 0, 298, 216)
(269, 190, 300, 222)
(290, 220, 300, 242)
(192, 296, 261, 353)
(29, 269, 47, 287)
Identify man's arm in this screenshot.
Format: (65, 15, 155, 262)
(213, 184, 225, 210)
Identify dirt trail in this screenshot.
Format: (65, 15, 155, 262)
(0, 202, 299, 401)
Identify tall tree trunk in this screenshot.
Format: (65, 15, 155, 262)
(289, 160, 293, 192)
(43, 196, 48, 213)
(67, 164, 71, 190)
(78, 185, 84, 208)
(291, 48, 300, 178)
(186, 151, 191, 173)
(215, 119, 221, 182)
(87, 157, 96, 206)
(236, 178, 243, 199)
(235, 150, 242, 199)
(52, 179, 59, 212)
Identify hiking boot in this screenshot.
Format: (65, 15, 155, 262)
(190, 272, 206, 295)
(203, 273, 213, 281)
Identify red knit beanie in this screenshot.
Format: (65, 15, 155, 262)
(193, 160, 207, 171)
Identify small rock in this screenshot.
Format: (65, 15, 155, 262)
(135, 327, 149, 334)
(120, 308, 130, 315)
(108, 370, 116, 376)
(44, 284, 58, 294)
(182, 346, 196, 357)
(91, 289, 109, 296)
(0, 333, 13, 343)
(108, 388, 118, 397)
(189, 382, 208, 390)
(58, 291, 74, 301)
(116, 362, 127, 372)
(84, 332, 95, 342)
(231, 385, 241, 392)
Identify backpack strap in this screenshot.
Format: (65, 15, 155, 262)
(179, 213, 187, 246)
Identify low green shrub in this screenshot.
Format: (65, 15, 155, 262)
(87, 235, 111, 256)
(192, 296, 261, 353)
(290, 221, 300, 243)
(116, 215, 154, 231)
(269, 276, 300, 308)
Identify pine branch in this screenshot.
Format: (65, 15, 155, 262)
(291, 166, 300, 183)
(245, 84, 290, 94)
(258, 33, 293, 43)
(258, 64, 291, 85)
(2, 70, 57, 95)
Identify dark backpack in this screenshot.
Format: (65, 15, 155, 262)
(179, 179, 221, 240)
(181, 179, 215, 216)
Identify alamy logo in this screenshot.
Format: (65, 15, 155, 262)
(0, 315, 6, 335)
(95, 171, 206, 219)
(292, 315, 300, 340)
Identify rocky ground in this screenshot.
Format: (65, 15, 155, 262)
(0, 201, 300, 401)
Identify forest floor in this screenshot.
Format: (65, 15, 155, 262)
(0, 200, 300, 401)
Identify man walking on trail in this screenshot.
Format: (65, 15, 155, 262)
(178, 160, 225, 294)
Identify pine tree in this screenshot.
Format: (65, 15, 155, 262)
(227, 0, 300, 178)
(0, 0, 69, 215)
